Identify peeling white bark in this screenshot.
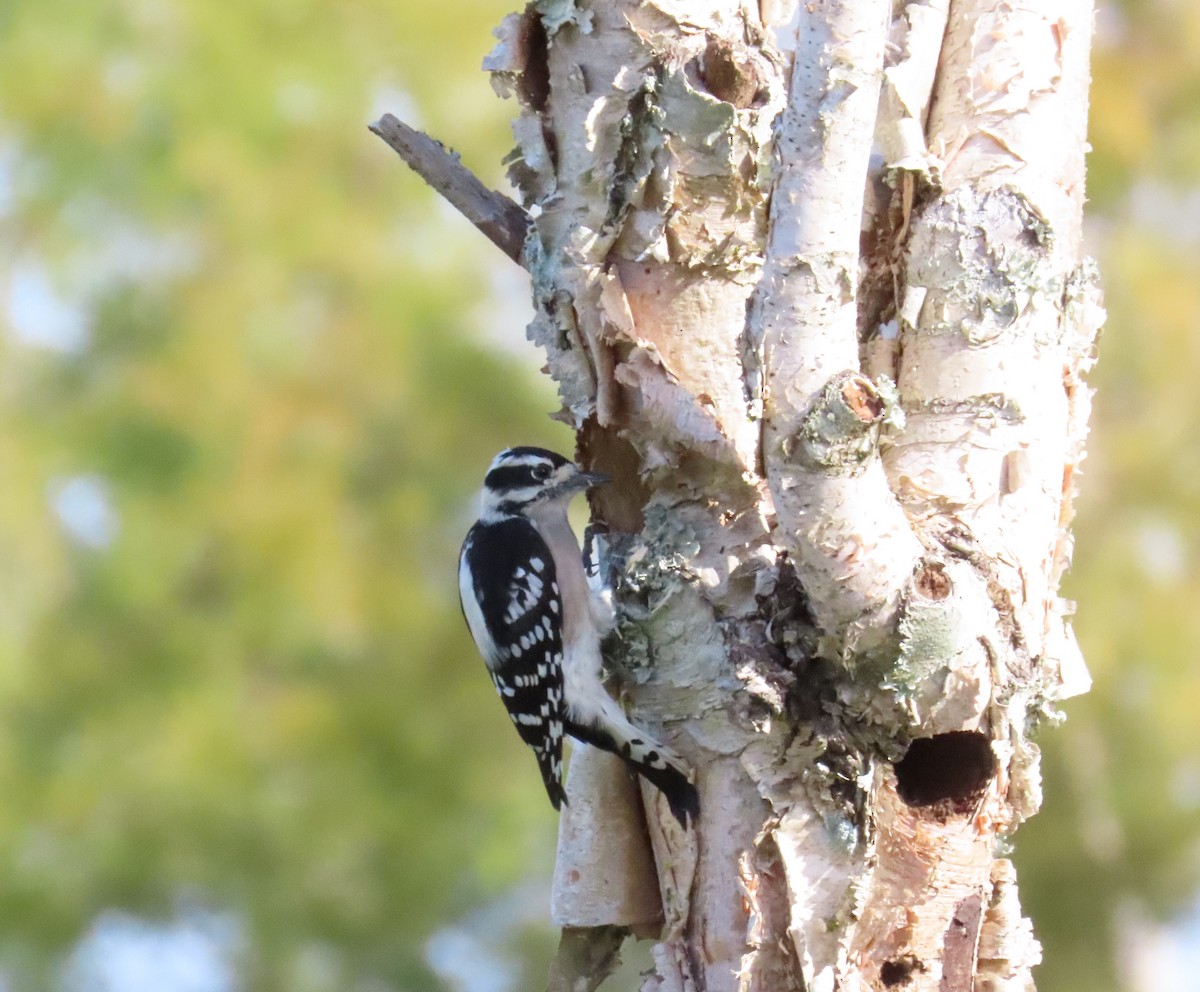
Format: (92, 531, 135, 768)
(875, 0, 950, 175)
(552, 744, 664, 931)
(382, 0, 1099, 988)
(753, 0, 925, 650)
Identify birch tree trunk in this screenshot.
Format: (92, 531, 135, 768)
(377, 1, 1102, 989)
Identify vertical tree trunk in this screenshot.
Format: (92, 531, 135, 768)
(379, 1, 1101, 989)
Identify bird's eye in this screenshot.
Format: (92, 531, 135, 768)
(532, 464, 551, 481)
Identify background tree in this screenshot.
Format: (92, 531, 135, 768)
(0, 1, 1195, 991)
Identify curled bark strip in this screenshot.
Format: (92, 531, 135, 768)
(552, 745, 664, 931)
(876, 0, 952, 175)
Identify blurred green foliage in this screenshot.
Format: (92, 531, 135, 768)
(1016, 3, 1200, 990)
(0, 0, 571, 988)
(0, 1, 1196, 990)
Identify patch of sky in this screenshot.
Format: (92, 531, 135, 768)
(1118, 895, 1200, 992)
(425, 880, 549, 992)
(1128, 180, 1200, 248)
(7, 261, 89, 352)
(49, 475, 119, 550)
(1135, 517, 1187, 583)
(60, 908, 241, 992)
(5, 189, 199, 353)
(470, 254, 534, 359)
(367, 81, 422, 128)
(59, 194, 199, 290)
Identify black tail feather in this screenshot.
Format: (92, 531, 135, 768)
(535, 749, 568, 810)
(566, 719, 699, 828)
(632, 757, 699, 828)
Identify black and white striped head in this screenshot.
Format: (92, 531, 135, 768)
(479, 447, 609, 521)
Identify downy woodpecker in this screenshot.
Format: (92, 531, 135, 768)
(458, 447, 698, 826)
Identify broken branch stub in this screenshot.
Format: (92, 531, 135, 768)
(368, 113, 530, 265)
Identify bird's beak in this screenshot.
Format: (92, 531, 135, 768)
(577, 469, 612, 489)
(554, 467, 611, 498)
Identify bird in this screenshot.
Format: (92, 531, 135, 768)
(458, 446, 699, 827)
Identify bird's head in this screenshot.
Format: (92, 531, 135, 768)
(479, 447, 610, 520)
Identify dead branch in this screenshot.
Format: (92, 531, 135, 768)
(369, 113, 530, 265)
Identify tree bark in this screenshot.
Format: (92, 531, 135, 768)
(382, 1, 1101, 989)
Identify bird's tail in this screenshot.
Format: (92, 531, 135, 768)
(535, 746, 568, 810)
(567, 711, 699, 828)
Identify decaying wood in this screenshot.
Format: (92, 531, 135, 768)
(381, 0, 1101, 989)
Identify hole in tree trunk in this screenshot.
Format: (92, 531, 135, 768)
(578, 422, 648, 534)
(880, 956, 923, 987)
(894, 732, 995, 814)
(698, 35, 766, 108)
(913, 560, 951, 600)
(518, 8, 551, 112)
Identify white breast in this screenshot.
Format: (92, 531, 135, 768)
(527, 504, 601, 680)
